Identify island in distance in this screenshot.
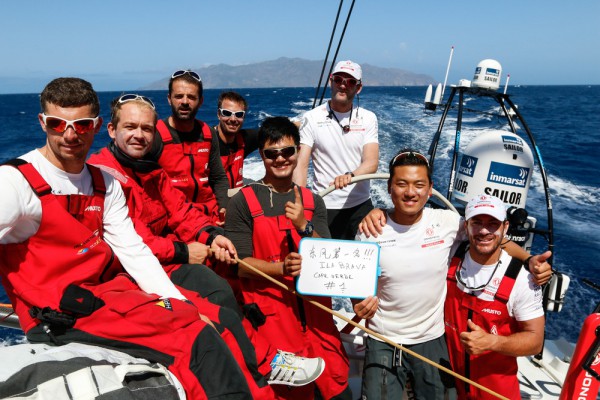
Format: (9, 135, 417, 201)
(141, 57, 435, 89)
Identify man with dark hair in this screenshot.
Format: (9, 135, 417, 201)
(212, 91, 259, 189)
(444, 194, 544, 400)
(226, 117, 352, 399)
(355, 149, 552, 399)
(156, 70, 229, 224)
(0, 77, 254, 399)
(294, 60, 379, 240)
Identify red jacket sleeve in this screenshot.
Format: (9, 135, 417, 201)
(157, 171, 217, 244)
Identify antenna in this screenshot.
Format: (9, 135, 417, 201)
(504, 74, 511, 95)
(440, 46, 454, 102)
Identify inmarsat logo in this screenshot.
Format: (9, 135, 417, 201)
(502, 135, 523, 146)
(487, 162, 529, 188)
(486, 68, 500, 77)
(458, 156, 478, 177)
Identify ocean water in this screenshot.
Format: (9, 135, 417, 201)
(1, 85, 599, 346)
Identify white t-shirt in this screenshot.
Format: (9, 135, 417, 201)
(456, 250, 544, 321)
(0, 149, 185, 300)
(300, 102, 378, 209)
(356, 208, 466, 344)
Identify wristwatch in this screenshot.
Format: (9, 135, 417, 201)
(297, 220, 314, 237)
(345, 171, 355, 177)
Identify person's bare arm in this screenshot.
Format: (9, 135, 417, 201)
(357, 208, 387, 238)
(351, 296, 379, 320)
(460, 316, 544, 356)
(239, 252, 302, 279)
(502, 241, 552, 285)
(332, 142, 379, 189)
(293, 144, 311, 187)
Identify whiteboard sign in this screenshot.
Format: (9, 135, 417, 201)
(296, 238, 380, 298)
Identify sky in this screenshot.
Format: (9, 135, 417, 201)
(1, 1, 598, 94)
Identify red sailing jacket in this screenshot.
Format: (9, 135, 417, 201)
(0, 161, 271, 399)
(221, 132, 245, 189)
(89, 148, 216, 270)
(0, 162, 120, 333)
(156, 119, 219, 221)
(239, 185, 349, 399)
(444, 244, 522, 400)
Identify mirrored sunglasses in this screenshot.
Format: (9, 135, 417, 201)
(117, 94, 155, 109)
(391, 151, 430, 166)
(263, 146, 298, 160)
(171, 70, 201, 82)
(41, 114, 100, 135)
(331, 75, 360, 88)
(219, 108, 246, 119)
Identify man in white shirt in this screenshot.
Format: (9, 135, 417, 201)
(0, 77, 253, 399)
(294, 60, 379, 239)
(444, 194, 544, 399)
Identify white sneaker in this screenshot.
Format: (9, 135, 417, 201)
(267, 350, 325, 387)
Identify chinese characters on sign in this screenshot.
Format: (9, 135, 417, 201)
(297, 238, 380, 298)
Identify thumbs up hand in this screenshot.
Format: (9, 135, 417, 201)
(459, 319, 497, 355)
(528, 250, 553, 286)
(285, 186, 308, 231)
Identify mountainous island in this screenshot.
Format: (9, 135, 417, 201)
(141, 57, 435, 89)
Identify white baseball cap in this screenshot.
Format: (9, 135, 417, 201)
(465, 194, 507, 222)
(332, 60, 362, 80)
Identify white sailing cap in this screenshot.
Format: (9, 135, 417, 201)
(332, 60, 362, 80)
(465, 194, 506, 222)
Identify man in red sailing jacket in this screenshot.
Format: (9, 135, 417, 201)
(156, 69, 229, 224)
(226, 117, 351, 400)
(444, 194, 545, 399)
(88, 95, 325, 396)
(0, 77, 254, 399)
(211, 91, 259, 189)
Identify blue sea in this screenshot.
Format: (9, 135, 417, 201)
(1, 85, 599, 346)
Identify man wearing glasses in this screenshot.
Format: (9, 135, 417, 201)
(444, 194, 544, 400)
(354, 150, 551, 399)
(88, 95, 325, 398)
(212, 91, 259, 189)
(294, 60, 379, 240)
(226, 117, 352, 399)
(156, 70, 230, 225)
(0, 78, 254, 399)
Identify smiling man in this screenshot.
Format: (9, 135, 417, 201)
(294, 60, 379, 240)
(226, 117, 351, 399)
(444, 194, 544, 400)
(211, 91, 259, 189)
(0, 77, 254, 399)
(155, 70, 230, 224)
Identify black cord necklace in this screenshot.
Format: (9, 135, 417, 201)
(455, 251, 502, 294)
(328, 102, 352, 133)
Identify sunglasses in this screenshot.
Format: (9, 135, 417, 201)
(263, 146, 298, 160)
(41, 114, 100, 135)
(391, 151, 430, 166)
(219, 108, 246, 119)
(171, 70, 201, 82)
(331, 75, 360, 88)
(117, 94, 155, 109)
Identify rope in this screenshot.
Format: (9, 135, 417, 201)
(235, 257, 509, 400)
(312, 0, 344, 109)
(318, 0, 357, 107)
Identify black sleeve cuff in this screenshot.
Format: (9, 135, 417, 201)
(197, 226, 224, 246)
(172, 241, 189, 264)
